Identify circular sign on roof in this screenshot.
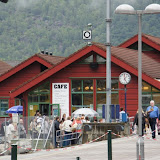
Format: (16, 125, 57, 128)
(82, 30, 92, 40)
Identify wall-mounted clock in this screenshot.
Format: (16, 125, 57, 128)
(119, 72, 131, 85)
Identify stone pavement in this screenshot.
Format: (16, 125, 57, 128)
(0, 134, 160, 160)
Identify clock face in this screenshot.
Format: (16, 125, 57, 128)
(119, 72, 131, 85)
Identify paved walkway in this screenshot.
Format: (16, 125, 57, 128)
(0, 134, 160, 160)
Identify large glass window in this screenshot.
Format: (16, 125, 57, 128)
(142, 81, 160, 111)
(0, 99, 8, 116)
(71, 80, 93, 112)
(28, 82, 50, 103)
(96, 79, 119, 117)
(28, 82, 50, 116)
(71, 79, 119, 116)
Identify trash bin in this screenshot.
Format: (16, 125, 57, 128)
(122, 113, 127, 122)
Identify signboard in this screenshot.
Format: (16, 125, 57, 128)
(30, 105, 33, 110)
(82, 30, 92, 40)
(52, 83, 69, 117)
(51, 104, 60, 118)
(12, 113, 18, 123)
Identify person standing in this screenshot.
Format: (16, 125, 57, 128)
(72, 117, 82, 144)
(133, 110, 145, 136)
(17, 119, 26, 138)
(119, 107, 125, 122)
(63, 116, 72, 147)
(54, 116, 60, 148)
(8, 120, 17, 143)
(146, 100, 159, 139)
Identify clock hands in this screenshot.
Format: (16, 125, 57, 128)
(124, 74, 127, 82)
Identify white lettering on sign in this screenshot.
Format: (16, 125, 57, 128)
(52, 83, 69, 118)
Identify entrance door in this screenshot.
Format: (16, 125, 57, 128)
(39, 104, 50, 116)
(29, 104, 39, 117)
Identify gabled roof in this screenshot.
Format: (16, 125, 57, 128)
(10, 43, 160, 98)
(0, 54, 65, 83)
(0, 60, 12, 75)
(119, 33, 160, 51)
(4, 60, 22, 67)
(93, 42, 160, 79)
(37, 54, 65, 65)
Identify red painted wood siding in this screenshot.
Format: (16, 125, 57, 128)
(48, 62, 138, 116)
(0, 62, 41, 97)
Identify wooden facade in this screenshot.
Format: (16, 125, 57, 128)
(1, 34, 160, 118)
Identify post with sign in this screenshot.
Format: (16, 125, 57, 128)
(82, 23, 92, 46)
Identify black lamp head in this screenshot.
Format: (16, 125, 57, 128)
(0, 0, 8, 3)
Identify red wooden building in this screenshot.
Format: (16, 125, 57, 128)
(1, 33, 160, 118)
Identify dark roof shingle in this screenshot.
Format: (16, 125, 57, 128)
(93, 42, 160, 79)
(37, 54, 65, 66)
(0, 60, 12, 75)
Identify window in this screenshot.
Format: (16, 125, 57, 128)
(15, 99, 21, 106)
(128, 42, 157, 51)
(79, 55, 93, 63)
(0, 99, 8, 116)
(71, 78, 119, 117)
(71, 80, 93, 112)
(28, 82, 50, 103)
(142, 81, 160, 111)
(96, 79, 119, 117)
(96, 55, 106, 63)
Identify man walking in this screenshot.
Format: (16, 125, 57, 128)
(146, 100, 159, 139)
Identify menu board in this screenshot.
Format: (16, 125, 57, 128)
(52, 83, 69, 117)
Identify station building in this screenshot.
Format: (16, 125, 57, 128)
(1, 33, 160, 118)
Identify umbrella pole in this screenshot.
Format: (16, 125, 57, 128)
(18, 114, 20, 149)
(4, 117, 7, 153)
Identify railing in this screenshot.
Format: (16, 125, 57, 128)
(0, 115, 134, 155)
(56, 130, 82, 147)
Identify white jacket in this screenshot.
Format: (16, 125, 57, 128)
(63, 120, 72, 132)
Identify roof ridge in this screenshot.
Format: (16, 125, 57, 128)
(0, 54, 37, 77)
(142, 33, 160, 39)
(10, 43, 160, 95)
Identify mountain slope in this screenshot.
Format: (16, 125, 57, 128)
(0, 0, 160, 60)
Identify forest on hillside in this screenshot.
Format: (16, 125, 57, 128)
(0, 0, 160, 60)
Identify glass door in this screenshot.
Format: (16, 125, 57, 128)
(39, 104, 50, 116)
(29, 104, 39, 117)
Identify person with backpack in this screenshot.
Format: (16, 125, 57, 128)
(133, 110, 145, 136)
(72, 117, 82, 144)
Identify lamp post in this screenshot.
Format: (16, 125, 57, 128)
(106, 0, 111, 123)
(115, 3, 160, 160)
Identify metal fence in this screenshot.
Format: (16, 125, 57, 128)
(0, 115, 134, 155)
(56, 130, 82, 148)
(0, 116, 82, 155)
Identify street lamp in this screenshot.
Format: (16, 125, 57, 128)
(0, 0, 8, 3)
(115, 3, 160, 160)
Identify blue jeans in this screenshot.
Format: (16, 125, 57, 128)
(63, 131, 72, 147)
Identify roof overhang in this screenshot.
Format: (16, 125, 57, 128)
(119, 34, 160, 51)
(0, 55, 53, 83)
(9, 45, 160, 98)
